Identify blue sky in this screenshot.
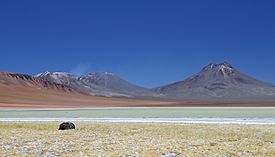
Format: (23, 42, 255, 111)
(0, 0, 274, 87)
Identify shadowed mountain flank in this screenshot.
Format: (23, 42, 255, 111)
(35, 71, 157, 98)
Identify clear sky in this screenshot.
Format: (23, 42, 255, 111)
(0, 0, 274, 88)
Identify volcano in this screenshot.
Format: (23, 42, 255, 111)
(154, 62, 275, 99)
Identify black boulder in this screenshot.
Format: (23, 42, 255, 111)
(58, 122, 75, 130)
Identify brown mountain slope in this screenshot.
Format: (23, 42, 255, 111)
(0, 72, 170, 108)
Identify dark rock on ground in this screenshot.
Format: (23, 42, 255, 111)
(58, 122, 75, 130)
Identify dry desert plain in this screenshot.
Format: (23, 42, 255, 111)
(0, 107, 275, 157)
(0, 122, 274, 157)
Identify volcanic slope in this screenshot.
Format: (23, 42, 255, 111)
(154, 62, 275, 99)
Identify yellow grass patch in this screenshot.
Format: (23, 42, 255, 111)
(0, 122, 274, 156)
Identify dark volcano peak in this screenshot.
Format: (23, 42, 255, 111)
(203, 61, 234, 71)
(201, 61, 236, 77)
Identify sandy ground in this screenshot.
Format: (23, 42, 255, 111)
(1, 81, 275, 108)
(0, 122, 274, 157)
(1, 100, 275, 109)
(0, 81, 175, 108)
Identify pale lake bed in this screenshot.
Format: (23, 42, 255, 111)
(1, 107, 275, 118)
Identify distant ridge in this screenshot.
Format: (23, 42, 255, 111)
(35, 71, 157, 98)
(1, 61, 275, 100)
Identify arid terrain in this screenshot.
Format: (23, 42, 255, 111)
(0, 122, 274, 157)
(2, 81, 275, 108)
(1, 70, 275, 109)
(1, 77, 274, 108)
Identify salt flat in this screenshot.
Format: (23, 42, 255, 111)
(1, 117, 275, 125)
(1, 107, 275, 125)
(1, 107, 275, 118)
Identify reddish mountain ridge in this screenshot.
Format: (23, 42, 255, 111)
(0, 72, 169, 108)
(0, 72, 77, 93)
